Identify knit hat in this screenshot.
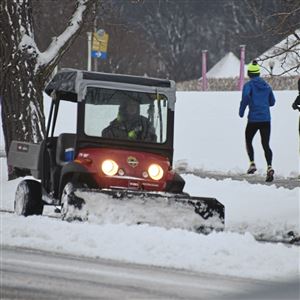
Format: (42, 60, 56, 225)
(247, 60, 260, 77)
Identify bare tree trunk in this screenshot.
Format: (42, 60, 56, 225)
(0, 0, 45, 155)
(0, 0, 96, 179)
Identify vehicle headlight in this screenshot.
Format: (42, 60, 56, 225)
(101, 159, 119, 176)
(148, 164, 164, 180)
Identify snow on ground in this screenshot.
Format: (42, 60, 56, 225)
(174, 90, 299, 178)
(184, 175, 299, 240)
(1, 91, 299, 178)
(1, 212, 298, 281)
(1, 90, 299, 281)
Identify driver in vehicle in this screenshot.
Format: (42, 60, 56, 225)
(102, 99, 157, 142)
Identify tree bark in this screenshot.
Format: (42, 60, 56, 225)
(0, 0, 45, 152)
(0, 0, 95, 179)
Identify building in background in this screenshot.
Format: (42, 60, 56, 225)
(206, 52, 242, 79)
(258, 29, 300, 77)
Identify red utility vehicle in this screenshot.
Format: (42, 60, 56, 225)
(8, 69, 224, 232)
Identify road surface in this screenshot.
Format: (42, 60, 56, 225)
(2, 246, 298, 300)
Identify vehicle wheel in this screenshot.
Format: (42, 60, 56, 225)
(14, 180, 44, 216)
(61, 182, 87, 222)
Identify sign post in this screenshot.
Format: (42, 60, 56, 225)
(201, 50, 208, 91)
(238, 45, 246, 91)
(87, 32, 92, 71)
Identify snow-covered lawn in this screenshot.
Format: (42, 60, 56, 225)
(174, 91, 299, 178)
(1, 90, 299, 281)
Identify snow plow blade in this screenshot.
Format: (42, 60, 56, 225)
(64, 188, 224, 233)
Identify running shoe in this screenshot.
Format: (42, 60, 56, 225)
(247, 162, 257, 174)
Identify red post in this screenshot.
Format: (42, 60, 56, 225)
(201, 50, 208, 91)
(238, 45, 246, 91)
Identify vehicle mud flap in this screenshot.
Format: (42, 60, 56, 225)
(73, 188, 224, 233)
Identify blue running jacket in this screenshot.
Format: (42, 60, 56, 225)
(239, 77, 276, 122)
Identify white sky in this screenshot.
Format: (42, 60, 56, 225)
(1, 91, 299, 282)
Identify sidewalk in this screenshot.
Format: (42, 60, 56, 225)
(176, 167, 300, 190)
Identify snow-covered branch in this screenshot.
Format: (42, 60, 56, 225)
(35, 0, 94, 73)
(257, 29, 300, 76)
(19, 33, 39, 57)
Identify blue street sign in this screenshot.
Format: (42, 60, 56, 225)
(91, 51, 107, 59)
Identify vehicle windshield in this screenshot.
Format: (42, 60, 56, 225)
(84, 87, 168, 143)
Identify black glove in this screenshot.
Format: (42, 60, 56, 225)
(292, 95, 300, 111)
(292, 102, 298, 110)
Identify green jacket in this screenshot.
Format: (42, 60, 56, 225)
(102, 115, 157, 142)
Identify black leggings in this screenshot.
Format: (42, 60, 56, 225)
(245, 121, 273, 166)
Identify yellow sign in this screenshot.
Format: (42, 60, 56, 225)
(92, 31, 109, 53)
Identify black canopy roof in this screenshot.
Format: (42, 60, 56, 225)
(45, 69, 172, 102)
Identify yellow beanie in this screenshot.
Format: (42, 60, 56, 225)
(247, 60, 260, 74)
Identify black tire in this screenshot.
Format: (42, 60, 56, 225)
(14, 180, 44, 216)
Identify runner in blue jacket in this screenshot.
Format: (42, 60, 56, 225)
(239, 60, 276, 182)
